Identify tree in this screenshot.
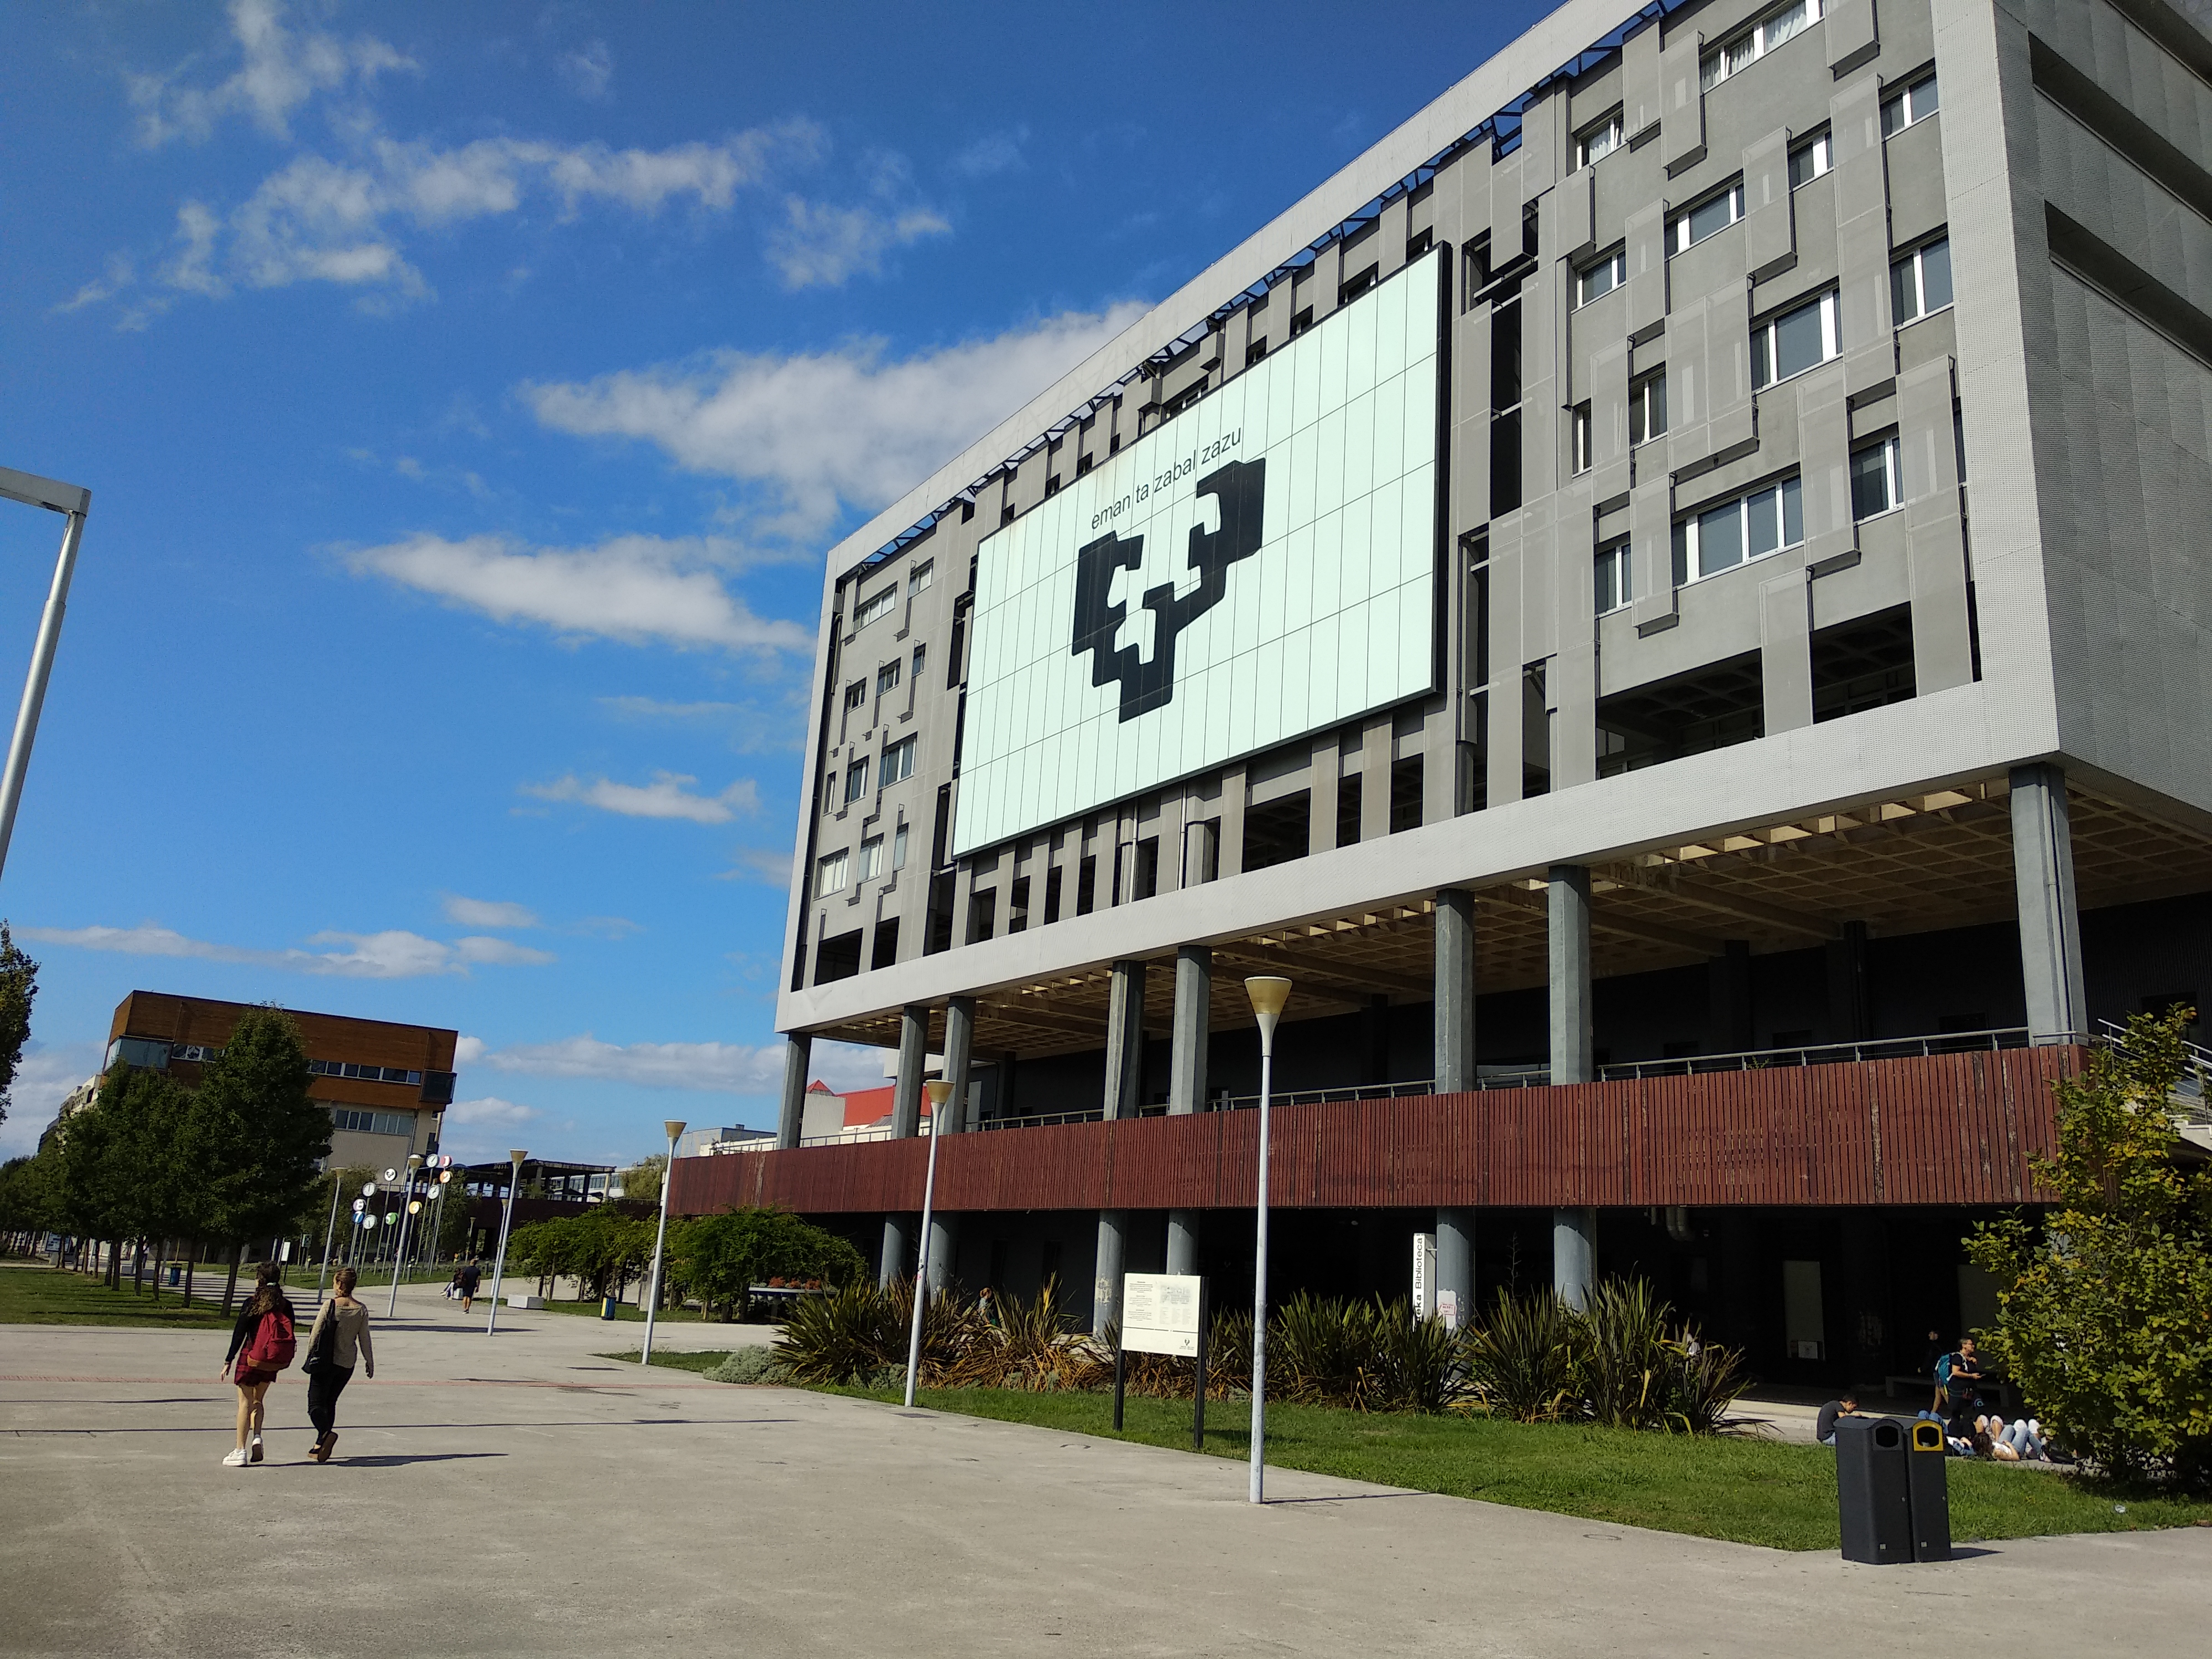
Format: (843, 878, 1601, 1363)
(1966, 1007, 2212, 1489)
(85, 1062, 195, 1298)
(186, 1008, 330, 1307)
(669, 1208, 868, 1321)
(618, 1153, 666, 1208)
(0, 924, 39, 1129)
(0, 1154, 56, 1248)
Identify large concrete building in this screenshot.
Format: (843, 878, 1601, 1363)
(672, 0, 2212, 1384)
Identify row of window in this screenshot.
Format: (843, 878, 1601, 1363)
(309, 1058, 427, 1086)
(817, 821, 912, 897)
(331, 1107, 416, 1138)
(851, 560, 935, 634)
(837, 734, 919, 808)
(844, 643, 928, 713)
(1592, 432, 1907, 616)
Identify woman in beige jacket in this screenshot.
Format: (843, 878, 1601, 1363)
(302, 1265, 374, 1463)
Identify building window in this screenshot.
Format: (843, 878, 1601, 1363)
(331, 1107, 416, 1138)
(1571, 403, 1593, 474)
(858, 836, 885, 882)
(911, 644, 926, 684)
(906, 560, 932, 595)
(1700, 0, 1823, 90)
(816, 849, 849, 896)
(1751, 290, 1840, 388)
(891, 822, 909, 870)
(1673, 476, 1805, 581)
(1881, 72, 1939, 136)
(308, 1058, 423, 1084)
(1577, 110, 1624, 168)
(1575, 248, 1627, 306)
(1850, 436, 1902, 520)
(1629, 370, 1668, 445)
(880, 735, 917, 786)
(1246, 337, 1269, 366)
(854, 584, 897, 630)
(875, 660, 901, 698)
(1891, 237, 1953, 324)
(843, 681, 865, 711)
(844, 758, 870, 803)
(1670, 182, 1745, 253)
(1788, 131, 1833, 186)
(1595, 542, 1632, 614)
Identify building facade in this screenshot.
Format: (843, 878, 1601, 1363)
(107, 992, 459, 1171)
(671, 0, 2212, 1384)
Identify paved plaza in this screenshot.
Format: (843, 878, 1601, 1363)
(2, 1286, 2204, 1658)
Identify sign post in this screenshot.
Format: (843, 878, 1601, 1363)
(1412, 1232, 1436, 1319)
(1121, 1271, 1206, 1444)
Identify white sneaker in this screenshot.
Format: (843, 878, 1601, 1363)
(222, 1448, 249, 1467)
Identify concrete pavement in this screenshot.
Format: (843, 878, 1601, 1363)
(3, 1284, 2204, 1658)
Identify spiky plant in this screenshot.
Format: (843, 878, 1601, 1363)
(1465, 1286, 1583, 1422)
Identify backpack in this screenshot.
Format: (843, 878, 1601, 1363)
(244, 1311, 297, 1372)
(1933, 1353, 1954, 1389)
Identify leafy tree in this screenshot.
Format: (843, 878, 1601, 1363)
(1967, 1008, 2212, 1489)
(618, 1152, 667, 1208)
(184, 1009, 329, 1308)
(507, 1208, 656, 1300)
(86, 1063, 196, 1297)
(669, 1208, 868, 1321)
(0, 1153, 56, 1244)
(0, 924, 38, 1128)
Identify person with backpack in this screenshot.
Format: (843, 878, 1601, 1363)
(454, 1254, 482, 1313)
(218, 1266, 298, 1467)
(301, 1265, 374, 1463)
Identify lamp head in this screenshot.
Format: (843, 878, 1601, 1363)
(508, 1149, 528, 1167)
(406, 1152, 424, 1169)
(923, 1078, 952, 1108)
(1244, 975, 1292, 1047)
(664, 1119, 687, 1144)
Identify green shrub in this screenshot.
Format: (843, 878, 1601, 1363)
(774, 1281, 906, 1384)
(1465, 1287, 1583, 1422)
(707, 1346, 788, 1384)
(668, 1208, 867, 1321)
(1582, 1277, 1674, 1430)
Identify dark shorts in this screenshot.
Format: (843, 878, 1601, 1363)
(235, 1368, 278, 1389)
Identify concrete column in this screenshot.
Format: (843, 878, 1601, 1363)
(1437, 1207, 1475, 1328)
(1825, 920, 1871, 1042)
(1547, 864, 1593, 1083)
(940, 996, 975, 1134)
(1552, 1206, 1595, 1309)
(2010, 763, 2086, 1039)
(879, 1212, 911, 1287)
(1166, 1210, 1199, 1276)
(1169, 947, 1211, 1113)
(890, 1004, 928, 1138)
(1093, 1208, 1127, 1335)
(927, 1212, 959, 1293)
(1434, 887, 1477, 1091)
(1708, 940, 1752, 1053)
(774, 1033, 811, 1150)
(1103, 959, 1147, 1119)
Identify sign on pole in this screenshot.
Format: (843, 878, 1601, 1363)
(1122, 1272, 1203, 1357)
(1412, 1233, 1436, 1319)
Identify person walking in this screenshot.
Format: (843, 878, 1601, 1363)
(302, 1265, 374, 1463)
(219, 1265, 298, 1467)
(454, 1253, 483, 1313)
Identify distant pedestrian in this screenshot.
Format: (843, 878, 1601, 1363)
(977, 1286, 999, 1329)
(455, 1254, 483, 1313)
(1815, 1390, 1861, 1447)
(302, 1265, 374, 1463)
(220, 1265, 298, 1467)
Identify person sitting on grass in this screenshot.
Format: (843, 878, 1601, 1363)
(1815, 1390, 1861, 1447)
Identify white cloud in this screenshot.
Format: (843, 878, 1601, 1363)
(438, 1095, 545, 1164)
(442, 895, 540, 930)
(451, 1033, 885, 1097)
(1, 1041, 106, 1156)
(521, 770, 759, 824)
(18, 921, 554, 979)
(768, 197, 949, 290)
(126, 0, 416, 147)
(951, 128, 1029, 178)
(524, 303, 1147, 535)
(718, 847, 793, 886)
(560, 40, 614, 101)
(343, 531, 812, 653)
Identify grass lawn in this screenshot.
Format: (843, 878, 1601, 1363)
(528, 1295, 775, 1327)
(808, 1382, 2212, 1552)
(595, 1349, 738, 1375)
(0, 1262, 239, 1328)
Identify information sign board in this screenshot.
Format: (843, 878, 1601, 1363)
(1122, 1271, 1203, 1357)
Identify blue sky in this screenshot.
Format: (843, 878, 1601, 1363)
(0, 0, 1540, 1166)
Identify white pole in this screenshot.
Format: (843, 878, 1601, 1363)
(314, 1173, 342, 1303)
(486, 1151, 525, 1336)
(640, 1121, 685, 1367)
(387, 1155, 423, 1316)
(1243, 976, 1290, 1506)
(904, 1080, 952, 1408)
(0, 497, 87, 884)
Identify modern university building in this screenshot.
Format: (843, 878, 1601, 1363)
(671, 0, 2212, 1386)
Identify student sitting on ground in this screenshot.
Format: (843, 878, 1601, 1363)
(1815, 1391, 1861, 1447)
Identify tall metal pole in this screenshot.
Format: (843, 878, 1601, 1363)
(486, 1150, 526, 1336)
(0, 465, 90, 885)
(640, 1121, 686, 1367)
(387, 1154, 424, 1316)
(904, 1079, 953, 1408)
(314, 1173, 343, 1303)
(1244, 977, 1291, 1506)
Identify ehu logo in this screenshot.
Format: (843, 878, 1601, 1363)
(1069, 458, 1266, 721)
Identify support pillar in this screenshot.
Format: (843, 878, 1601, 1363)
(940, 995, 975, 1134)
(1825, 920, 1871, 1042)
(1709, 939, 1752, 1053)
(879, 1212, 911, 1288)
(1167, 946, 1209, 1277)
(927, 1213, 959, 1293)
(1547, 864, 1593, 1083)
(1103, 959, 1146, 1120)
(1553, 1206, 1595, 1310)
(890, 1004, 928, 1138)
(1093, 1208, 1127, 1335)
(1434, 886, 1477, 1091)
(774, 1033, 811, 1150)
(2010, 762, 2085, 1039)
(1166, 1210, 1199, 1276)
(1437, 1207, 1475, 1328)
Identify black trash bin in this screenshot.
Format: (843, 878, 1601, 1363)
(1835, 1416, 1914, 1564)
(1906, 1417, 1952, 1561)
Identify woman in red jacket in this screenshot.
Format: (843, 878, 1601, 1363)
(219, 1267, 295, 1467)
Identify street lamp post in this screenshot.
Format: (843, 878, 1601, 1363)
(639, 1120, 686, 1368)
(1243, 975, 1291, 1505)
(0, 465, 90, 888)
(314, 1171, 343, 1303)
(387, 1153, 425, 1316)
(902, 1078, 953, 1408)
(486, 1150, 526, 1337)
